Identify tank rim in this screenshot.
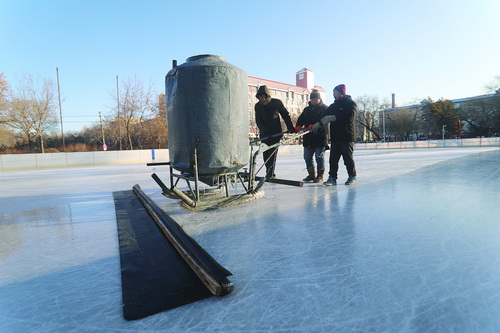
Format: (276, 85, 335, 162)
(187, 54, 225, 62)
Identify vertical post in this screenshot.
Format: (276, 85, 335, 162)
(384, 93, 395, 143)
(442, 124, 447, 147)
(116, 75, 122, 150)
(248, 146, 255, 190)
(194, 148, 199, 202)
(169, 164, 174, 190)
(382, 109, 386, 142)
(99, 111, 107, 150)
(224, 174, 229, 197)
(56, 67, 66, 152)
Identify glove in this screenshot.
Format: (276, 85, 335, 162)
(294, 125, 302, 132)
(320, 115, 336, 124)
(312, 122, 322, 133)
(306, 124, 314, 130)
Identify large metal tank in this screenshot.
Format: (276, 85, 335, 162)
(165, 54, 249, 181)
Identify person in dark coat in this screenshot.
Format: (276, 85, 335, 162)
(295, 89, 329, 183)
(254, 85, 296, 180)
(318, 84, 358, 185)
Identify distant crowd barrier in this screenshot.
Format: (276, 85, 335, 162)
(0, 149, 169, 171)
(279, 137, 499, 154)
(1, 137, 498, 171)
(354, 137, 500, 150)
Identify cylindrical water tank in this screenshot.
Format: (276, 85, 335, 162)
(165, 54, 249, 178)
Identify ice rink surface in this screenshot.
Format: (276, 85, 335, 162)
(1, 147, 499, 332)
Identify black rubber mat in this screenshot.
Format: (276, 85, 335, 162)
(113, 190, 212, 320)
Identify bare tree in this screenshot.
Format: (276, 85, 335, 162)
(4, 75, 58, 152)
(0, 73, 10, 115)
(0, 127, 18, 150)
(138, 93, 168, 149)
(421, 98, 459, 139)
(78, 124, 104, 149)
(356, 95, 390, 141)
(484, 75, 500, 93)
(458, 92, 500, 137)
(386, 108, 420, 140)
(0, 73, 15, 150)
(111, 75, 157, 150)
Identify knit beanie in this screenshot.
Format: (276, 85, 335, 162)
(334, 84, 346, 95)
(310, 89, 321, 100)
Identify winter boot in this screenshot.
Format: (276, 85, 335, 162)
(303, 166, 316, 182)
(345, 176, 357, 185)
(313, 169, 325, 183)
(323, 176, 337, 186)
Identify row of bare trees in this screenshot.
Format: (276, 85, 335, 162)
(0, 74, 59, 152)
(355, 87, 500, 142)
(1, 72, 499, 153)
(0, 73, 168, 153)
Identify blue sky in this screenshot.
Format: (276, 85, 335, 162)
(2, 0, 500, 132)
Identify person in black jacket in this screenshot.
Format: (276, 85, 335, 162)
(295, 90, 329, 183)
(319, 84, 358, 185)
(255, 85, 296, 180)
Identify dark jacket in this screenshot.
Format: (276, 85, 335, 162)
(325, 95, 357, 142)
(296, 101, 329, 148)
(255, 86, 294, 143)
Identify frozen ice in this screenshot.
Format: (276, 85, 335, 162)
(1, 147, 499, 332)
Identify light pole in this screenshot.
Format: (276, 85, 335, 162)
(56, 67, 66, 152)
(116, 75, 122, 150)
(99, 112, 107, 151)
(382, 109, 386, 142)
(386, 93, 395, 142)
(442, 124, 447, 147)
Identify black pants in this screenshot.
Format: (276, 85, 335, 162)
(262, 138, 280, 179)
(328, 141, 356, 179)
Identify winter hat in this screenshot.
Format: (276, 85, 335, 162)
(310, 89, 321, 100)
(256, 85, 270, 98)
(334, 84, 346, 95)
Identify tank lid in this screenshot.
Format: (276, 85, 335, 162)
(187, 54, 225, 62)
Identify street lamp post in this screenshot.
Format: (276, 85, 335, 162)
(56, 67, 66, 152)
(100, 111, 107, 151)
(116, 75, 122, 150)
(442, 124, 447, 147)
(382, 109, 386, 142)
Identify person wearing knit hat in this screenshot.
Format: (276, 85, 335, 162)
(333, 84, 346, 96)
(309, 89, 321, 100)
(294, 89, 329, 182)
(319, 83, 358, 185)
(254, 85, 297, 180)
